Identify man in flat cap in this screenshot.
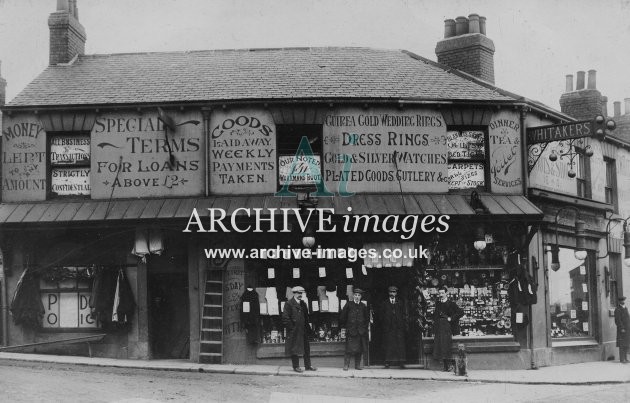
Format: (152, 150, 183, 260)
(282, 286, 317, 372)
(340, 287, 369, 370)
(379, 285, 407, 368)
(615, 296, 630, 363)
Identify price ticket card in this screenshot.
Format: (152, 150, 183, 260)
(570, 310, 577, 319)
(516, 312, 523, 323)
(267, 268, 275, 279)
(583, 322, 589, 332)
(319, 267, 326, 277)
(580, 266, 586, 275)
(582, 301, 588, 311)
(312, 301, 319, 312)
(321, 300, 329, 311)
(582, 283, 588, 293)
(346, 267, 354, 278)
(243, 301, 250, 313)
(552, 322, 557, 328)
(293, 267, 300, 278)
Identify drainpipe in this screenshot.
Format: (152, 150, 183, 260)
(520, 107, 529, 196)
(519, 107, 537, 368)
(0, 248, 8, 346)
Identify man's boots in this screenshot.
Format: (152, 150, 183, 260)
(355, 354, 363, 370)
(443, 359, 450, 372)
(343, 354, 351, 371)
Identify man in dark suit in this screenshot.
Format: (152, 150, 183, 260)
(615, 296, 630, 363)
(340, 287, 369, 370)
(281, 286, 317, 372)
(380, 285, 407, 368)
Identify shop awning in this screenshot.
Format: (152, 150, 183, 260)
(0, 194, 540, 224)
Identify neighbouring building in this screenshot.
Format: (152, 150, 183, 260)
(528, 69, 630, 365)
(3, 2, 617, 370)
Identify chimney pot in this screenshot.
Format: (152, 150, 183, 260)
(479, 16, 487, 35)
(587, 69, 597, 89)
(576, 71, 586, 90)
(614, 101, 621, 117)
(468, 14, 480, 33)
(444, 19, 456, 38)
(455, 16, 469, 36)
(601, 96, 608, 117)
(625, 98, 630, 115)
(57, 0, 69, 11)
(565, 74, 574, 93)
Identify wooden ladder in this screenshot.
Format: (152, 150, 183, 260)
(199, 270, 223, 364)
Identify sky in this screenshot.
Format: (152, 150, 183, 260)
(0, 0, 629, 112)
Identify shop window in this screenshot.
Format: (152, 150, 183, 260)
(547, 247, 595, 339)
(447, 127, 487, 190)
(49, 133, 91, 197)
(277, 124, 322, 188)
(575, 148, 591, 199)
(255, 264, 348, 345)
(39, 266, 99, 329)
(604, 157, 617, 212)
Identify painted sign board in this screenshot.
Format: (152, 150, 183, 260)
(322, 107, 449, 194)
(209, 109, 276, 194)
(1, 114, 47, 201)
(91, 110, 204, 199)
(526, 120, 592, 144)
(488, 111, 522, 193)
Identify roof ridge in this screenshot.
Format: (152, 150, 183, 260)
(79, 46, 392, 59)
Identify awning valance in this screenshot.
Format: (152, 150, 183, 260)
(0, 194, 540, 224)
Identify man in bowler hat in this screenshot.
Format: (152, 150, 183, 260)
(340, 287, 369, 370)
(615, 296, 630, 363)
(282, 286, 317, 372)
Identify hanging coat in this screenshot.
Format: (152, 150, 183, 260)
(282, 297, 310, 356)
(615, 304, 630, 348)
(10, 268, 45, 329)
(240, 288, 261, 344)
(339, 300, 369, 354)
(90, 269, 118, 325)
(379, 298, 407, 363)
(112, 269, 135, 325)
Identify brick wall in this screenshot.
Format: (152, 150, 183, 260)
(559, 90, 604, 121)
(48, 11, 86, 65)
(435, 34, 495, 83)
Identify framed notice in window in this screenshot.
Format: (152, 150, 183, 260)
(49, 133, 91, 197)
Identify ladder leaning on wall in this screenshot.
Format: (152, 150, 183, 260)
(199, 270, 223, 364)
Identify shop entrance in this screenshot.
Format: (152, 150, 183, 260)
(148, 258, 190, 359)
(367, 267, 421, 366)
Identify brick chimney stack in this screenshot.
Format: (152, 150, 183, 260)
(435, 14, 495, 84)
(48, 0, 86, 65)
(0, 61, 6, 106)
(559, 70, 606, 120)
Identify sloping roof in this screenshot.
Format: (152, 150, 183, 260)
(7, 47, 516, 107)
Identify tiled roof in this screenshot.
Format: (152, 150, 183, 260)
(7, 47, 515, 107)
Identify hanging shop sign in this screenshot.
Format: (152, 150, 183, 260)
(323, 107, 448, 193)
(208, 109, 276, 194)
(91, 110, 204, 198)
(1, 114, 47, 202)
(488, 111, 522, 194)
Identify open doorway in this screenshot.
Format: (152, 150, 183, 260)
(148, 266, 190, 359)
(367, 267, 420, 366)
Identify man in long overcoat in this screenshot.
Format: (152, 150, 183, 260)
(379, 285, 407, 368)
(339, 288, 369, 370)
(615, 296, 630, 363)
(281, 286, 317, 372)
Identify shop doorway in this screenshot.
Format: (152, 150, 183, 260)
(367, 267, 420, 366)
(148, 271, 190, 359)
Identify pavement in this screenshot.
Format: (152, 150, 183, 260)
(0, 351, 629, 385)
